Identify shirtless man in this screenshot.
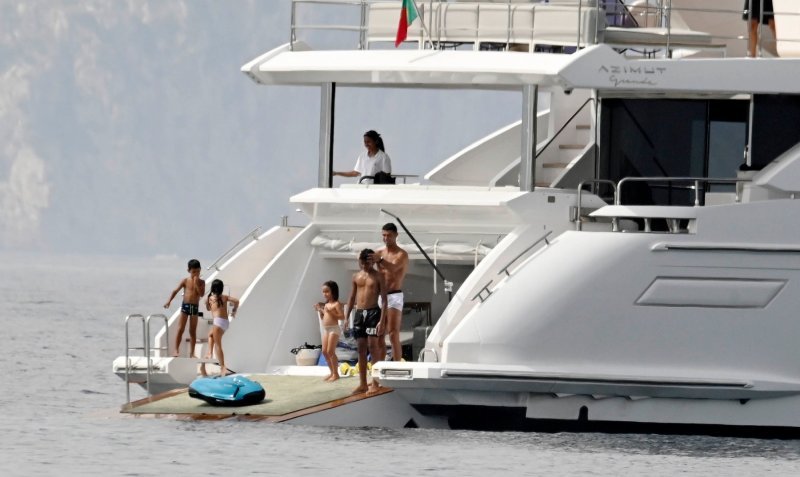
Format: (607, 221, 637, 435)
(346, 248, 387, 394)
(372, 223, 409, 362)
(163, 259, 206, 357)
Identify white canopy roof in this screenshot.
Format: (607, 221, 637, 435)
(243, 43, 800, 95)
(242, 42, 572, 89)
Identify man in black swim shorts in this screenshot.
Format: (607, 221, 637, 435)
(345, 249, 387, 394)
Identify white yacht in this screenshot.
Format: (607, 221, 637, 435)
(114, 0, 800, 435)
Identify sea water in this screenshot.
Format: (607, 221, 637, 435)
(2, 252, 800, 476)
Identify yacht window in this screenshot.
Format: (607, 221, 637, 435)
(599, 98, 748, 206)
(751, 95, 800, 170)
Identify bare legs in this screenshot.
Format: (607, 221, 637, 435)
(367, 335, 381, 393)
(172, 313, 199, 358)
(322, 331, 340, 382)
(376, 331, 387, 361)
(212, 326, 226, 376)
(173, 313, 188, 357)
(199, 332, 216, 377)
(353, 337, 369, 394)
(188, 315, 198, 358)
(200, 326, 226, 377)
(352, 335, 382, 394)
(747, 19, 777, 57)
(386, 308, 402, 361)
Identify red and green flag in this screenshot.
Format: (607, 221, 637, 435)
(395, 0, 419, 47)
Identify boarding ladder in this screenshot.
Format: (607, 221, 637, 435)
(123, 313, 169, 403)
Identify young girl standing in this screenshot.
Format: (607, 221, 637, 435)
(314, 280, 345, 381)
(203, 279, 239, 377)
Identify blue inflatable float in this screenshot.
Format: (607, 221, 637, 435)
(188, 375, 266, 406)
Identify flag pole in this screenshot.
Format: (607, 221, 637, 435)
(410, 0, 434, 49)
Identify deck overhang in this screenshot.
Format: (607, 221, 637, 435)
(291, 185, 526, 228)
(243, 43, 800, 95)
(242, 42, 571, 89)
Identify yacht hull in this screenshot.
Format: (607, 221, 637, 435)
(377, 366, 800, 436)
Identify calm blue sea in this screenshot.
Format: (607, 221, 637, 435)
(2, 252, 800, 476)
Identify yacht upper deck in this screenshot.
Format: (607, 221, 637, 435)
(243, 1, 800, 93)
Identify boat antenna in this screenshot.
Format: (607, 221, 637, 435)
(379, 208, 453, 301)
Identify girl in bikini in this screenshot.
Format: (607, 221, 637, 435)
(314, 280, 345, 381)
(202, 279, 239, 377)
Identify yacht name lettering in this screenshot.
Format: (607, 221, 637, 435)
(598, 65, 665, 87)
(608, 76, 658, 87)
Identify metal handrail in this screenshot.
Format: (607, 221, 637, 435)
(207, 226, 262, 272)
(471, 279, 493, 303)
(380, 208, 453, 300)
(497, 230, 553, 277)
(615, 177, 751, 206)
(291, 0, 366, 51)
(470, 230, 553, 305)
(418, 347, 439, 362)
(292, 0, 434, 51)
(124, 314, 145, 404)
(576, 179, 617, 231)
(144, 314, 170, 396)
(535, 97, 594, 160)
(291, 0, 595, 52)
(288, 0, 798, 57)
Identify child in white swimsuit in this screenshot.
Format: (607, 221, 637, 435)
(314, 280, 345, 382)
(201, 278, 239, 377)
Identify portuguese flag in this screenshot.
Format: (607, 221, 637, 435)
(395, 0, 419, 47)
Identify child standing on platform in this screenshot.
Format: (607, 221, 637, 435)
(201, 279, 238, 377)
(163, 259, 205, 357)
(314, 280, 345, 382)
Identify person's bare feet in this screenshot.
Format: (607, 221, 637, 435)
(199, 363, 208, 376)
(368, 382, 381, 394)
(352, 384, 368, 394)
(323, 374, 333, 381)
(329, 374, 340, 382)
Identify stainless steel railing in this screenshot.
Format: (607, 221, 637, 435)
(288, 0, 800, 59)
(207, 226, 262, 272)
(123, 313, 170, 402)
(471, 230, 552, 304)
(615, 176, 750, 206)
(291, 0, 368, 51)
(291, 0, 598, 52)
(124, 313, 145, 404)
(575, 179, 616, 231)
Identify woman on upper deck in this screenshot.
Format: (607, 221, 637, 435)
(743, 0, 777, 57)
(333, 130, 392, 184)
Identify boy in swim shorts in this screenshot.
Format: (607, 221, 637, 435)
(164, 259, 205, 357)
(345, 249, 387, 394)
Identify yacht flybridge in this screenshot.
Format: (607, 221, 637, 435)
(115, 1, 800, 435)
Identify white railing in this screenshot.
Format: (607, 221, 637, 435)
(207, 226, 262, 272)
(123, 313, 170, 402)
(289, 0, 800, 58)
(291, 0, 601, 52)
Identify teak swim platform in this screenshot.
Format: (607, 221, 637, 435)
(122, 375, 392, 422)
